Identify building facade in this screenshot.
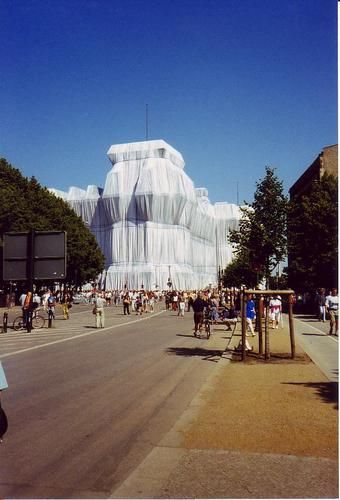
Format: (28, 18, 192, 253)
(50, 140, 241, 290)
(289, 144, 338, 200)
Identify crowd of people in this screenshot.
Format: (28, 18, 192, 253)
(17, 289, 74, 328)
(8, 285, 339, 336)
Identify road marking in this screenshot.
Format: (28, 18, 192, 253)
(0, 310, 166, 359)
(294, 317, 338, 343)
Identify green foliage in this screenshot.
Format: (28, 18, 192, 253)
(0, 158, 105, 285)
(288, 173, 338, 291)
(223, 253, 261, 289)
(229, 167, 288, 286)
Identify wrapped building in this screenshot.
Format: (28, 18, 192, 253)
(49, 140, 241, 290)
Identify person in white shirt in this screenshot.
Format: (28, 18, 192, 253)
(33, 293, 41, 307)
(93, 294, 106, 328)
(326, 289, 338, 336)
(269, 295, 282, 329)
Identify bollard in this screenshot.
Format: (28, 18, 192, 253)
(48, 309, 53, 328)
(3, 312, 8, 333)
(26, 311, 32, 333)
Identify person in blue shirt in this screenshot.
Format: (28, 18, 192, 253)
(246, 295, 256, 336)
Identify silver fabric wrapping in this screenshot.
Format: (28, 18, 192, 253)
(49, 140, 241, 290)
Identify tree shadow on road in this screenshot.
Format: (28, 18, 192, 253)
(166, 346, 224, 362)
(176, 333, 197, 338)
(302, 332, 326, 336)
(295, 314, 319, 320)
(281, 381, 338, 409)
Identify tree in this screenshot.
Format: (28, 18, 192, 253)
(0, 158, 105, 286)
(223, 252, 260, 289)
(229, 167, 288, 287)
(288, 173, 338, 292)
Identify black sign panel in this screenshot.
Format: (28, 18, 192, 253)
(3, 233, 29, 281)
(3, 231, 67, 281)
(33, 232, 66, 280)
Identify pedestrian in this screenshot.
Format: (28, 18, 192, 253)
(210, 295, 219, 323)
(19, 290, 28, 326)
(47, 292, 56, 320)
(32, 292, 41, 309)
(148, 292, 155, 313)
(192, 293, 208, 337)
(172, 292, 178, 311)
(223, 305, 238, 331)
(246, 294, 256, 336)
(123, 293, 131, 315)
(187, 293, 194, 312)
(93, 294, 106, 328)
(135, 295, 143, 315)
(269, 295, 282, 329)
(61, 291, 73, 320)
(326, 288, 338, 336)
(315, 288, 326, 322)
(178, 295, 185, 317)
(41, 290, 50, 311)
(23, 291, 34, 328)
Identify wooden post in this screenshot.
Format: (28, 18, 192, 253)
(288, 294, 296, 359)
(258, 296, 263, 355)
(241, 290, 247, 361)
(255, 295, 259, 332)
(264, 296, 270, 360)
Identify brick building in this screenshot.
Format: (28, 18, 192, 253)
(289, 144, 338, 199)
(288, 144, 338, 294)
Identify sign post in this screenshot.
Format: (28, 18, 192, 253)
(3, 231, 67, 332)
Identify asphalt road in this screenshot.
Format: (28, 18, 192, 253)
(0, 303, 221, 499)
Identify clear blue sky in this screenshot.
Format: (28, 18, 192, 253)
(1, 0, 337, 204)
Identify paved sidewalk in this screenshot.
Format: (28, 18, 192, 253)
(111, 319, 338, 499)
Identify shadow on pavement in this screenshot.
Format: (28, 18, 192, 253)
(166, 346, 224, 362)
(302, 332, 326, 336)
(282, 381, 338, 409)
(176, 333, 196, 338)
(295, 314, 329, 323)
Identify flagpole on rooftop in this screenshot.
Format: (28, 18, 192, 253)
(145, 103, 149, 141)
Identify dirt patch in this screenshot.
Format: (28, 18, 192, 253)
(182, 359, 338, 461)
(231, 349, 311, 364)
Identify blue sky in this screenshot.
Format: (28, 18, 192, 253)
(0, 0, 337, 204)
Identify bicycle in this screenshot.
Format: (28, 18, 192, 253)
(13, 309, 45, 331)
(204, 316, 211, 339)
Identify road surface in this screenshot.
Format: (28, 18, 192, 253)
(0, 303, 222, 498)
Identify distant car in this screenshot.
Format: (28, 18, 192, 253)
(72, 294, 87, 304)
